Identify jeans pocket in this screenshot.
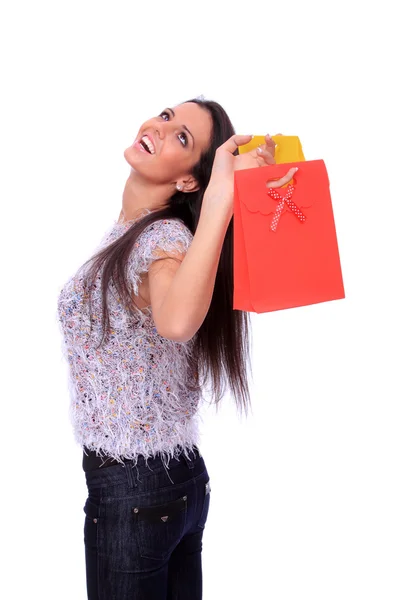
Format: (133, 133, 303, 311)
(132, 495, 188, 561)
(83, 497, 101, 549)
(197, 479, 211, 530)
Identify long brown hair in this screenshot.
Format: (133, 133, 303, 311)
(81, 98, 252, 414)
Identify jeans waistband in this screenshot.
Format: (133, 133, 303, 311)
(82, 445, 201, 473)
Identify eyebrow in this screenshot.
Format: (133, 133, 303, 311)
(167, 107, 195, 148)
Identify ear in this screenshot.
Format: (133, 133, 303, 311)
(181, 175, 200, 193)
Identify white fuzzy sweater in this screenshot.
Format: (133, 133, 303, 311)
(57, 217, 201, 466)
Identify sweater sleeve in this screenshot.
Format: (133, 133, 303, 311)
(127, 218, 193, 296)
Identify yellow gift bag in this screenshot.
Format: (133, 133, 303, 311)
(239, 135, 305, 163)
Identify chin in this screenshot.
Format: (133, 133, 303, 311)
(123, 147, 157, 183)
(124, 146, 139, 169)
(124, 141, 155, 168)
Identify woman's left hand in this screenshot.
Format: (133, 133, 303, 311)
(205, 132, 296, 219)
(233, 133, 278, 171)
(233, 133, 297, 188)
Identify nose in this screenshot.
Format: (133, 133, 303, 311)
(156, 125, 165, 140)
(155, 118, 172, 141)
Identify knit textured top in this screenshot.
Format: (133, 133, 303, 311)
(57, 216, 201, 466)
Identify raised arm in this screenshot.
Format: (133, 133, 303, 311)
(148, 134, 297, 342)
(148, 194, 231, 342)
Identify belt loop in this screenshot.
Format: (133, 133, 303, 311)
(124, 460, 138, 488)
(183, 448, 195, 470)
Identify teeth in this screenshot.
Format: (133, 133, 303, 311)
(141, 135, 155, 154)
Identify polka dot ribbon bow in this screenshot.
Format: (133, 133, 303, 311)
(267, 184, 306, 232)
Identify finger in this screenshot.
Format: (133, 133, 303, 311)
(264, 135, 277, 158)
(266, 167, 298, 188)
(256, 147, 276, 165)
(264, 134, 276, 149)
(219, 134, 253, 154)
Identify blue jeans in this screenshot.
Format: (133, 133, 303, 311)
(83, 446, 210, 599)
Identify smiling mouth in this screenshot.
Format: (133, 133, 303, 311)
(139, 135, 155, 154)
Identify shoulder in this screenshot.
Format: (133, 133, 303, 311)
(129, 218, 193, 279)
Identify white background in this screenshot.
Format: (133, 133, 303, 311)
(1, 1, 399, 598)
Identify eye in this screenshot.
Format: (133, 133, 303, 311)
(159, 111, 169, 121)
(178, 132, 188, 147)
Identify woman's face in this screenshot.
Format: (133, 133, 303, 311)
(124, 102, 213, 189)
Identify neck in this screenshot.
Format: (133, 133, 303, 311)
(121, 170, 171, 223)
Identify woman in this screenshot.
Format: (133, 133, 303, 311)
(57, 97, 296, 599)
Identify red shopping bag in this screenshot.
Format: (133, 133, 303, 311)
(233, 160, 345, 313)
